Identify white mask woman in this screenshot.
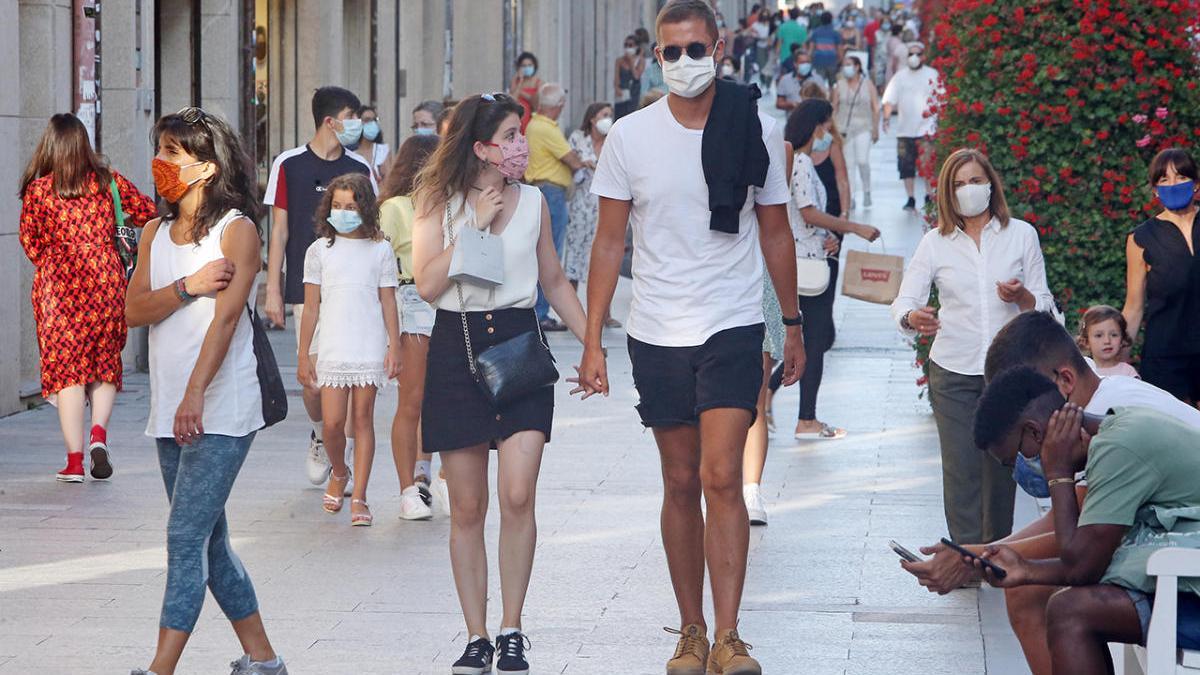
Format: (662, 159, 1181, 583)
(891, 148, 1055, 545)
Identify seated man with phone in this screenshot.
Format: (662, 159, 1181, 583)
(900, 311, 1200, 675)
(966, 366, 1200, 675)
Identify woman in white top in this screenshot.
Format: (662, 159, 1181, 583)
(126, 108, 285, 675)
(410, 92, 587, 673)
(831, 55, 880, 207)
(891, 148, 1054, 546)
(355, 105, 390, 183)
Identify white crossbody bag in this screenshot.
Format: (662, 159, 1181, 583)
(445, 199, 505, 288)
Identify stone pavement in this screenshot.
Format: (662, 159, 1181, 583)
(0, 121, 1034, 674)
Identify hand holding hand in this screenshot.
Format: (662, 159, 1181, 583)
(473, 186, 505, 229)
(187, 258, 235, 297)
(570, 345, 610, 399)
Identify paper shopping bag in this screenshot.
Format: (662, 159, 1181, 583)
(842, 249, 904, 305)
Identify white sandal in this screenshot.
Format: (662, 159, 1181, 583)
(794, 424, 847, 441)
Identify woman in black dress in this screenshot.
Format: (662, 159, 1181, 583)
(410, 93, 588, 674)
(1124, 147, 1200, 404)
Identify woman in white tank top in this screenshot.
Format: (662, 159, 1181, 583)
(125, 107, 286, 675)
(409, 93, 588, 672)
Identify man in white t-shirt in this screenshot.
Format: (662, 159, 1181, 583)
(902, 310, 1200, 675)
(575, 1, 804, 672)
(881, 41, 939, 212)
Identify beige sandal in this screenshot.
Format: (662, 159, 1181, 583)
(350, 499, 373, 527)
(323, 472, 350, 513)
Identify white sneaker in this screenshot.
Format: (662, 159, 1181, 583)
(305, 431, 330, 485)
(433, 475, 451, 514)
(398, 486, 433, 521)
(744, 483, 768, 526)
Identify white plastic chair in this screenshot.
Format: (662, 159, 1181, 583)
(1123, 547, 1200, 674)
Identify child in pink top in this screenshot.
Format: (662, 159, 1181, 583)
(1077, 305, 1140, 378)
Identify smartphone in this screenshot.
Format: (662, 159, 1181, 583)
(889, 540, 923, 563)
(940, 537, 1007, 579)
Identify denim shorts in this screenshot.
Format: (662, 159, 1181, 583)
(397, 284, 435, 337)
(1126, 588, 1200, 650)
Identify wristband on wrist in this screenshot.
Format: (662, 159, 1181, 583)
(1047, 477, 1077, 489)
(782, 313, 804, 327)
(900, 310, 914, 331)
(174, 277, 195, 302)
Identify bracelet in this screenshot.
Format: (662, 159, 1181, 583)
(1047, 477, 1077, 488)
(782, 313, 804, 327)
(174, 277, 195, 302)
(900, 310, 914, 331)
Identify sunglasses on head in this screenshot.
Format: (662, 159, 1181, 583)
(481, 92, 513, 103)
(660, 41, 714, 63)
(176, 106, 213, 127)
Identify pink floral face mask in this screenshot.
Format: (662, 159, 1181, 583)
(484, 135, 530, 181)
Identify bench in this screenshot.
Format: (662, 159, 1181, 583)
(1121, 548, 1200, 674)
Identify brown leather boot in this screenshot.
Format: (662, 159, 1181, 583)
(706, 628, 761, 675)
(665, 624, 710, 675)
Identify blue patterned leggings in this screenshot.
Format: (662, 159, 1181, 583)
(156, 433, 259, 632)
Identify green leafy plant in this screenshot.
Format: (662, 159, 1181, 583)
(910, 0, 1200, 388)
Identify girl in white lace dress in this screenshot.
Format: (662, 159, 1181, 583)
(297, 173, 401, 526)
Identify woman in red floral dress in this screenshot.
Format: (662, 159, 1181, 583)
(19, 113, 157, 482)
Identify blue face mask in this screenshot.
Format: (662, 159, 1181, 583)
(811, 131, 833, 153)
(413, 127, 437, 137)
(1013, 452, 1051, 498)
(327, 209, 362, 234)
(798, 63, 814, 77)
(362, 120, 380, 142)
(336, 118, 363, 147)
(1157, 180, 1196, 211)
(521, 64, 536, 78)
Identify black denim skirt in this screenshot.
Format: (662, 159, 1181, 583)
(421, 308, 554, 452)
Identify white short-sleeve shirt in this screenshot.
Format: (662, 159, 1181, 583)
(881, 65, 941, 138)
(590, 96, 790, 347)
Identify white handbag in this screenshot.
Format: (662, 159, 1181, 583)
(796, 256, 831, 297)
(445, 200, 504, 288)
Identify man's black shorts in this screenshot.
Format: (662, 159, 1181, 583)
(898, 136, 922, 180)
(627, 324, 766, 428)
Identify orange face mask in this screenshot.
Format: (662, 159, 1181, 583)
(152, 158, 205, 203)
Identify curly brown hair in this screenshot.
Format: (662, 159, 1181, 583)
(1076, 305, 1132, 353)
(314, 173, 381, 246)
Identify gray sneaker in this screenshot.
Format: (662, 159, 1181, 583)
(130, 670, 158, 675)
(229, 655, 289, 675)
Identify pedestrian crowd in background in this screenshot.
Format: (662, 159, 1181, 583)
(15, 0, 1200, 674)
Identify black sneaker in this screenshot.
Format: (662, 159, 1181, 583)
(495, 632, 530, 675)
(452, 637, 494, 675)
(924, 194, 933, 207)
(903, 197, 917, 211)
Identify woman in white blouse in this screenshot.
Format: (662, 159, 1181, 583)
(891, 147, 1054, 546)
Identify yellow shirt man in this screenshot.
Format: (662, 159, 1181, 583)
(524, 112, 573, 188)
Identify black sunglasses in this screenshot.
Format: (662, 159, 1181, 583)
(660, 41, 714, 63)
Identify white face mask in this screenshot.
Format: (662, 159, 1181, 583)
(721, 64, 736, 77)
(908, 54, 923, 69)
(842, 65, 858, 79)
(662, 54, 716, 99)
(955, 182, 992, 218)
(625, 46, 637, 57)
(594, 117, 614, 136)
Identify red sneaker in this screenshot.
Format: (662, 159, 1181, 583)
(56, 453, 85, 483)
(89, 441, 113, 480)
